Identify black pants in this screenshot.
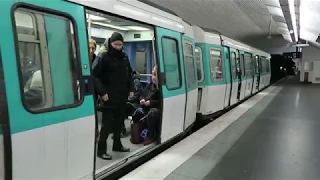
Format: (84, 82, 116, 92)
(146, 108, 160, 139)
(98, 106, 125, 154)
(132, 107, 160, 139)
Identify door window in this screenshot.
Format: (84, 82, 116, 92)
(183, 41, 197, 88)
(13, 8, 82, 112)
(209, 48, 224, 82)
(162, 37, 181, 90)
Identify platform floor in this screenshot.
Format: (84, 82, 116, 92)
(121, 76, 320, 180)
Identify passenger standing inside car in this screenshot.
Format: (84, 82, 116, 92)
(89, 39, 97, 63)
(92, 32, 134, 160)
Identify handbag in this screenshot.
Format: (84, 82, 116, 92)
(130, 108, 148, 144)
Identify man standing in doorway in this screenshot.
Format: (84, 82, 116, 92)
(92, 32, 134, 160)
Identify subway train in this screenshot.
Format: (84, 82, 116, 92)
(0, 0, 271, 180)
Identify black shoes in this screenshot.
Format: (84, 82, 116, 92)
(112, 146, 130, 152)
(97, 146, 130, 160)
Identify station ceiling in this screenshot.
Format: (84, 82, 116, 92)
(139, 0, 320, 54)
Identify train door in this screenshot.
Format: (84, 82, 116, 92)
(229, 49, 238, 105)
(254, 55, 261, 92)
(0, 49, 12, 180)
(223, 47, 231, 108)
(239, 51, 246, 100)
(156, 27, 186, 142)
(182, 37, 198, 130)
(1, 1, 95, 179)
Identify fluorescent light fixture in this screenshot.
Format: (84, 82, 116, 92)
(288, 0, 298, 42)
(295, 43, 309, 47)
(89, 14, 107, 21)
(125, 26, 149, 31)
(91, 22, 129, 31)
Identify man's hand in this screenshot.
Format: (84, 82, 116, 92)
(144, 100, 150, 106)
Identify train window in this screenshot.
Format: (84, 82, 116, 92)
(255, 56, 260, 74)
(240, 54, 245, 77)
(231, 52, 237, 79)
(209, 48, 224, 82)
(183, 41, 197, 88)
(195, 47, 204, 82)
(261, 57, 266, 74)
(13, 8, 82, 112)
(266, 60, 270, 73)
(244, 54, 253, 76)
(162, 37, 181, 90)
(135, 49, 147, 74)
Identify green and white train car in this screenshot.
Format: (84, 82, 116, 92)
(0, 0, 270, 179)
(192, 26, 271, 120)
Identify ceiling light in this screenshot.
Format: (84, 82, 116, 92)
(125, 26, 149, 31)
(88, 14, 107, 21)
(91, 22, 129, 31)
(288, 0, 298, 42)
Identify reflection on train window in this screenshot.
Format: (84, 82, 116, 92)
(13, 8, 81, 111)
(183, 41, 196, 88)
(209, 48, 223, 82)
(231, 52, 237, 79)
(162, 37, 181, 90)
(244, 53, 253, 76)
(195, 46, 204, 82)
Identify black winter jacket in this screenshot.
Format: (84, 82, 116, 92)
(139, 83, 160, 109)
(92, 50, 134, 107)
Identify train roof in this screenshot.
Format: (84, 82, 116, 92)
(183, 21, 194, 39)
(66, 0, 184, 33)
(192, 26, 221, 45)
(221, 35, 270, 58)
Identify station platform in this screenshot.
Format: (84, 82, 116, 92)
(120, 76, 320, 180)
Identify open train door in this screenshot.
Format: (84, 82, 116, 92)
(155, 27, 187, 142)
(0, 1, 96, 179)
(0, 49, 12, 180)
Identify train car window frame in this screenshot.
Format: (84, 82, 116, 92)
(183, 40, 197, 88)
(161, 36, 182, 90)
(209, 48, 224, 82)
(11, 4, 84, 114)
(231, 52, 237, 79)
(195, 46, 204, 83)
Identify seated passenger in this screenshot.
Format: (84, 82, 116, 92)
(118, 71, 143, 137)
(126, 71, 144, 115)
(132, 67, 160, 145)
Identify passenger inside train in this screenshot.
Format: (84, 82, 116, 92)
(132, 66, 160, 145)
(85, 10, 162, 172)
